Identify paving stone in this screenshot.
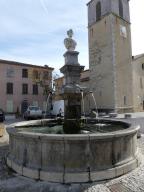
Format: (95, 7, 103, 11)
(108, 183, 134, 192)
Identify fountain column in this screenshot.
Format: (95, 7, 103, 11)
(60, 29, 84, 133)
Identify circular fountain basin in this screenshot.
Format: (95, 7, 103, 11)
(7, 119, 140, 183)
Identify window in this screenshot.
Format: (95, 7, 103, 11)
(140, 77, 143, 89)
(7, 83, 13, 94)
(7, 68, 14, 78)
(96, 1, 101, 21)
(22, 84, 28, 94)
(124, 96, 127, 105)
(22, 69, 28, 78)
(119, 0, 123, 18)
(43, 71, 49, 80)
(33, 70, 39, 79)
(33, 84, 38, 95)
(90, 28, 94, 37)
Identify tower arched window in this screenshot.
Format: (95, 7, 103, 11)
(119, 0, 123, 18)
(96, 1, 101, 21)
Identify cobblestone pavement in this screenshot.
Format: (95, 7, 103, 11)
(0, 118, 144, 191)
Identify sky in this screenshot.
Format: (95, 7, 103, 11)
(0, 0, 143, 75)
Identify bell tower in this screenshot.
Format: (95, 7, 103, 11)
(87, 0, 133, 113)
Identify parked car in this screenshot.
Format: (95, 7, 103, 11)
(0, 109, 5, 122)
(42, 111, 56, 119)
(23, 106, 43, 120)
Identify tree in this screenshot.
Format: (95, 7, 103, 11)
(30, 68, 59, 115)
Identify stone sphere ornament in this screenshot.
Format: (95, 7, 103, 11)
(64, 29, 77, 51)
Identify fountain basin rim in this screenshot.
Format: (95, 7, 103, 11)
(6, 118, 140, 183)
(6, 118, 140, 140)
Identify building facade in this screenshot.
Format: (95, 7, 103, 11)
(51, 1, 144, 115)
(0, 59, 53, 114)
(87, 0, 133, 113)
(132, 54, 144, 112)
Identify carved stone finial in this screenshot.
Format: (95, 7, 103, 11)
(64, 29, 77, 51)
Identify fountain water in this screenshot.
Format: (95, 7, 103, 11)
(81, 91, 85, 118)
(90, 91, 99, 118)
(44, 92, 52, 118)
(6, 29, 140, 183)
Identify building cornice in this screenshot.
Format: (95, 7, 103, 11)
(0, 59, 54, 70)
(132, 54, 144, 61)
(87, 0, 130, 6)
(87, 0, 94, 6)
(88, 12, 131, 28)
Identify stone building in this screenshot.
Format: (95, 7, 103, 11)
(87, 0, 133, 113)
(132, 54, 144, 112)
(53, 1, 144, 114)
(0, 59, 53, 114)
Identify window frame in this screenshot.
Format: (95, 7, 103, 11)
(6, 82, 13, 94)
(22, 83, 28, 95)
(119, 0, 123, 18)
(142, 63, 144, 70)
(124, 95, 127, 105)
(33, 84, 38, 95)
(96, 1, 101, 21)
(22, 69, 28, 78)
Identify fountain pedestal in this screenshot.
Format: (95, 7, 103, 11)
(60, 50, 84, 133)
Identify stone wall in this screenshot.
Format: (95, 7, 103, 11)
(7, 119, 140, 183)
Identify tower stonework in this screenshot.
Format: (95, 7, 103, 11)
(87, 0, 133, 113)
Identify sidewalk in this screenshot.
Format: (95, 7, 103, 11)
(117, 112, 144, 119)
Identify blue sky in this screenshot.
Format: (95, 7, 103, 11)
(0, 0, 143, 75)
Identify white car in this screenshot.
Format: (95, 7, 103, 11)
(23, 106, 43, 120)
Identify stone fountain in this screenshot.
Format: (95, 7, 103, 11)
(6, 30, 140, 183)
(60, 29, 85, 134)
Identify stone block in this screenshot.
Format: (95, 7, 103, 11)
(115, 165, 124, 177)
(23, 167, 39, 180)
(40, 171, 63, 183)
(123, 159, 137, 174)
(64, 137, 90, 173)
(89, 138, 113, 170)
(41, 139, 64, 172)
(64, 172, 89, 183)
(11, 161, 23, 175)
(91, 168, 116, 181)
(24, 137, 41, 169)
(7, 157, 12, 168)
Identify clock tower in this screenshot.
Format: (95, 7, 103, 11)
(87, 0, 133, 112)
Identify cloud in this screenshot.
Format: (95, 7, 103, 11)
(0, 0, 143, 73)
(39, 0, 49, 16)
(0, 0, 89, 72)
